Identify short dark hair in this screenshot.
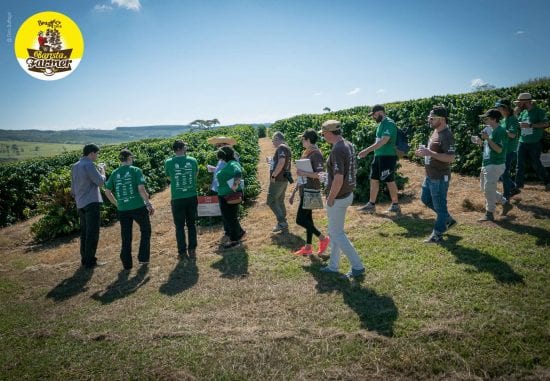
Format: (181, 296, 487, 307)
(119, 149, 133, 162)
(432, 105, 449, 122)
(217, 146, 236, 162)
(83, 144, 100, 156)
(302, 129, 319, 144)
(172, 140, 186, 152)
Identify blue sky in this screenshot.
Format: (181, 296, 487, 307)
(1, 0, 549, 130)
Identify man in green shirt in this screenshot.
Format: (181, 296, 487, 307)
(473, 109, 507, 221)
(164, 140, 199, 260)
(514, 92, 550, 191)
(104, 149, 154, 270)
(357, 104, 400, 214)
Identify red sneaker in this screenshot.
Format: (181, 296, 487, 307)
(317, 236, 330, 254)
(293, 246, 313, 256)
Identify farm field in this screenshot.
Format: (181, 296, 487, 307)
(0, 140, 81, 162)
(0, 138, 548, 380)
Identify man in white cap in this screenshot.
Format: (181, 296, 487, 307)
(513, 92, 550, 191)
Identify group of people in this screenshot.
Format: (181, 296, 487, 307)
(71, 91, 548, 276)
(70, 138, 244, 270)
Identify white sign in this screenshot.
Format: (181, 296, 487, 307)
(197, 196, 222, 217)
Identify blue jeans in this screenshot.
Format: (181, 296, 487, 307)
(421, 177, 451, 235)
(516, 142, 549, 187)
(500, 151, 517, 199)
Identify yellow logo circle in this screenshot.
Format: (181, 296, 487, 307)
(14, 11, 84, 80)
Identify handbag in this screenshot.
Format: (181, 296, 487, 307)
(302, 188, 323, 210)
(224, 191, 243, 205)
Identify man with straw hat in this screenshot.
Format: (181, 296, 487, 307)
(513, 92, 550, 191)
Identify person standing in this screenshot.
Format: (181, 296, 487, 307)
(216, 146, 246, 249)
(70, 143, 106, 269)
(318, 120, 365, 278)
(165, 140, 199, 260)
(494, 99, 520, 214)
(357, 104, 401, 214)
(267, 131, 292, 232)
(289, 129, 330, 257)
(414, 105, 456, 243)
(513, 92, 550, 191)
(104, 149, 154, 270)
(473, 109, 507, 222)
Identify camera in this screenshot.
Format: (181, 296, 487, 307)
(283, 171, 294, 184)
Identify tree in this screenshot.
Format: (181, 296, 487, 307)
(323, 107, 331, 112)
(190, 119, 220, 129)
(471, 79, 496, 92)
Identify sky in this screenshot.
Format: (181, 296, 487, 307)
(1, 0, 549, 130)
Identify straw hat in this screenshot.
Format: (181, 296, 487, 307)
(207, 136, 237, 146)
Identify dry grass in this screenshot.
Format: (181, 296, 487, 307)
(0, 137, 549, 380)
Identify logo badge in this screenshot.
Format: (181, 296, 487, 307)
(14, 11, 84, 80)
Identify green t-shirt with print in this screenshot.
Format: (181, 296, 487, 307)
(374, 117, 397, 157)
(105, 165, 146, 211)
(216, 160, 243, 196)
(164, 155, 198, 200)
(518, 107, 547, 144)
(482, 125, 507, 166)
(501, 115, 520, 153)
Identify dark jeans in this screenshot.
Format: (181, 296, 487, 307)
(78, 202, 101, 268)
(219, 196, 244, 242)
(118, 206, 151, 269)
(516, 141, 549, 187)
(421, 177, 452, 235)
(500, 151, 517, 199)
(171, 196, 198, 255)
(296, 196, 321, 244)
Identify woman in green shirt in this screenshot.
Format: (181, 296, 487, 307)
(215, 146, 246, 249)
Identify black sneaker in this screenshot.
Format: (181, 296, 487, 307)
(446, 218, 457, 231)
(423, 233, 442, 244)
(502, 202, 513, 216)
(478, 212, 494, 222)
(358, 202, 376, 213)
(223, 241, 241, 249)
(510, 188, 521, 197)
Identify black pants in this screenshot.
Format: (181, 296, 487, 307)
(296, 196, 321, 244)
(118, 206, 151, 269)
(516, 141, 549, 187)
(219, 196, 244, 242)
(171, 196, 198, 255)
(78, 202, 101, 268)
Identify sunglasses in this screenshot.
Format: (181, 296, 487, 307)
(428, 116, 445, 121)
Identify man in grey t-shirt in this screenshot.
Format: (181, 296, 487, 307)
(71, 144, 106, 268)
(415, 106, 456, 243)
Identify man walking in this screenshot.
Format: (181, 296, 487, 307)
(165, 140, 199, 260)
(71, 143, 106, 269)
(357, 104, 401, 214)
(414, 106, 456, 243)
(318, 120, 365, 278)
(513, 92, 550, 191)
(104, 149, 154, 270)
(267, 131, 292, 232)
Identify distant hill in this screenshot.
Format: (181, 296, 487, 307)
(0, 125, 195, 145)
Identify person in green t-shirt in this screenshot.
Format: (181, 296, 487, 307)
(494, 99, 520, 212)
(513, 92, 550, 191)
(472, 109, 507, 222)
(215, 146, 246, 249)
(104, 149, 154, 270)
(164, 140, 199, 260)
(357, 104, 401, 215)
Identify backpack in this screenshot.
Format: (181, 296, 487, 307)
(395, 127, 410, 158)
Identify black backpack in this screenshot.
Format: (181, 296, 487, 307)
(395, 127, 410, 158)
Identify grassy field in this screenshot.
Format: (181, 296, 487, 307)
(0, 140, 81, 162)
(0, 138, 548, 380)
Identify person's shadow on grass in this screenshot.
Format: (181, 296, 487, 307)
(212, 246, 249, 278)
(495, 217, 550, 247)
(46, 266, 94, 302)
(303, 264, 398, 337)
(91, 265, 150, 304)
(270, 231, 306, 251)
(159, 258, 199, 295)
(443, 234, 524, 284)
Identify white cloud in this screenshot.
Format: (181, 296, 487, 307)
(93, 4, 113, 12)
(111, 0, 141, 11)
(313, 92, 323, 97)
(515, 30, 525, 35)
(470, 78, 487, 88)
(376, 88, 386, 94)
(346, 87, 361, 96)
